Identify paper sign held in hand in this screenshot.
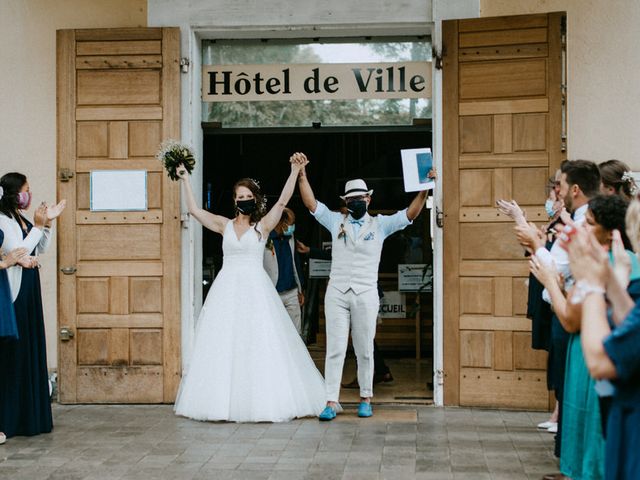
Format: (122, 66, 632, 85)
(401, 148, 434, 192)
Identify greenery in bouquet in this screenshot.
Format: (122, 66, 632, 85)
(156, 140, 196, 181)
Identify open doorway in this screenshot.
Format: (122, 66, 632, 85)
(202, 125, 434, 404)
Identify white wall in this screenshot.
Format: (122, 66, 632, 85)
(0, 0, 147, 369)
(149, 0, 432, 28)
(481, 0, 640, 168)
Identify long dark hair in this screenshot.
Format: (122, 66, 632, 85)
(233, 178, 267, 238)
(0, 172, 27, 222)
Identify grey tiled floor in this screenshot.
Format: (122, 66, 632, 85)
(0, 404, 559, 479)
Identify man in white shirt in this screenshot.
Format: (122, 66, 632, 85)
(295, 152, 429, 420)
(517, 160, 601, 294)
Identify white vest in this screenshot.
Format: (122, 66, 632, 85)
(328, 214, 383, 295)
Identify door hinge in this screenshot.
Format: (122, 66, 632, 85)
(431, 46, 446, 70)
(180, 57, 190, 74)
(435, 206, 444, 228)
(58, 168, 74, 182)
(181, 212, 190, 229)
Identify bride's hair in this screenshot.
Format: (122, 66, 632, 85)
(233, 178, 267, 238)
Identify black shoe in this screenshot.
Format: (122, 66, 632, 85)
(342, 378, 359, 389)
(373, 372, 394, 385)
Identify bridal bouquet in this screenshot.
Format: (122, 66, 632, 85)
(156, 140, 195, 181)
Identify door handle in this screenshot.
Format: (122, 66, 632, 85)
(59, 327, 75, 341)
(60, 266, 77, 275)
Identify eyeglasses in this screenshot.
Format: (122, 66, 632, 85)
(346, 195, 366, 203)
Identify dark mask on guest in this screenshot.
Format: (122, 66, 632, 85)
(236, 199, 257, 215)
(347, 200, 367, 220)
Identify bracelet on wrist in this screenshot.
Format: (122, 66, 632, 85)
(570, 279, 605, 305)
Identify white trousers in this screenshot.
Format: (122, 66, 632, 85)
(324, 286, 379, 401)
(279, 288, 302, 335)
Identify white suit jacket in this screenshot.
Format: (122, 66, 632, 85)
(0, 213, 51, 301)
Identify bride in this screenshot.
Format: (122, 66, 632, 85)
(174, 156, 325, 422)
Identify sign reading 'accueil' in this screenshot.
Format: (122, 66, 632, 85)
(202, 62, 431, 102)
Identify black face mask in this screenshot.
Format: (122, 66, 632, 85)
(347, 200, 367, 220)
(236, 199, 257, 215)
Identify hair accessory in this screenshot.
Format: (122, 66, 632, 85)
(0, 186, 3, 201)
(622, 171, 638, 195)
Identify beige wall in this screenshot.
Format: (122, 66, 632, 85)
(0, 0, 146, 369)
(481, 0, 640, 168)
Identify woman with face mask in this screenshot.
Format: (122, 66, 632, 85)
(0, 172, 65, 441)
(173, 156, 326, 422)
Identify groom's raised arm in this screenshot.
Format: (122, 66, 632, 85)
(296, 154, 318, 213)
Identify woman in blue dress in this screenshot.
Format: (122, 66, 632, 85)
(0, 173, 65, 440)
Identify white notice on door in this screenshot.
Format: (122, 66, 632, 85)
(90, 170, 148, 212)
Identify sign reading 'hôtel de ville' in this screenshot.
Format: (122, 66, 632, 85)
(202, 62, 432, 102)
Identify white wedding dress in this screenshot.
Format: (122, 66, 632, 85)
(174, 220, 325, 422)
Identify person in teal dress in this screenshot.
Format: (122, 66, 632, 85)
(567, 195, 640, 480)
(530, 195, 634, 480)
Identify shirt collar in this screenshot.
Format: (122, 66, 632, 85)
(573, 204, 589, 223)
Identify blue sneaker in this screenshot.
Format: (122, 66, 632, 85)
(357, 402, 373, 418)
(319, 405, 337, 421)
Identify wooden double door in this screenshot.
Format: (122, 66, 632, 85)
(56, 28, 181, 403)
(56, 12, 564, 408)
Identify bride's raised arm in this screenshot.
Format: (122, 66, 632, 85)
(177, 165, 229, 234)
(260, 153, 308, 234)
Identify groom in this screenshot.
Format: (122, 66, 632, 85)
(294, 152, 430, 420)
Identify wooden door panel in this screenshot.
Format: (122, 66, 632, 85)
(77, 122, 109, 157)
(459, 27, 548, 48)
(459, 59, 547, 100)
(76, 40, 162, 56)
(460, 116, 493, 153)
(57, 27, 180, 404)
(129, 121, 162, 157)
(513, 113, 547, 151)
(77, 70, 161, 105)
(460, 170, 493, 206)
(444, 13, 564, 408)
(460, 224, 527, 260)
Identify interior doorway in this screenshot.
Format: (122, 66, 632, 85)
(202, 125, 434, 404)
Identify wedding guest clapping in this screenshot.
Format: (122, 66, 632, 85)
(567, 218, 640, 480)
(0, 172, 65, 440)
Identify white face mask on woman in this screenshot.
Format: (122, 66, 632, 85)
(544, 199, 556, 218)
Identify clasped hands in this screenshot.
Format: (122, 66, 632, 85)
(289, 152, 309, 174)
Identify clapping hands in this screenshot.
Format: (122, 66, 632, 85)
(46, 200, 66, 220)
(496, 199, 527, 227)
